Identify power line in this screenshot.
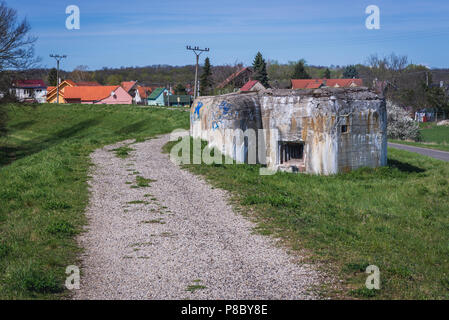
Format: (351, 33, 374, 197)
(186, 46, 209, 99)
(49, 54, 67, 104)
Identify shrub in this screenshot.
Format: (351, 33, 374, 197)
(46, 220, 76, 236)
(386, 100, 420, 141)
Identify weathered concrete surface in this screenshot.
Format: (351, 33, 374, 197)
(191, 88, 387, 175)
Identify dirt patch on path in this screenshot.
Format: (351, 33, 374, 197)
(74, 134, 322, 299)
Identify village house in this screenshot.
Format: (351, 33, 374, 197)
(240, 80, 265, 92)
(291, 78, 363, 89)
(185, 84, 194, 96)
(136, 86, 153, 105)
(11, 80, 47, 103)
(47, 80, 78, 103)
(191, 87, 387, 175)
(63, 86, 132, 104)
(147, 87, 171, 106)
(121, 81, 141, 104)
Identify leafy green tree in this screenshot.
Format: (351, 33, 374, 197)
(174, 83, 186, 95)
(291, 60, 311, 79)
(323, 68, 331, 79)
(252, 52, 269, 87)
(343, 65, 359, 78)
(47, 68, 58, 86)
(200, 57, 213, 95)
(426, 85, 448, 114)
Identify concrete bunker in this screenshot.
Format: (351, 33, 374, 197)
(190, 88, 387, 175)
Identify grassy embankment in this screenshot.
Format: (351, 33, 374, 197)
(390, 122, 449, 152)
(164, 138, 449, 299)
(2, 102, 448, 300)
(0, 103, 189, 299)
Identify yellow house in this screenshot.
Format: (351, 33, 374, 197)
(46, 80, 77, 103)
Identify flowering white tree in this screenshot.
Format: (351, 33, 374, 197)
(386, 100, 420, 141)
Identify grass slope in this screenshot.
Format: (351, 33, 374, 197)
(165, 139, 449, 299)
(0, 103, 189, 299)
(391, 123, 449, 152)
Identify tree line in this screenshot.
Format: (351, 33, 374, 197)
(1, 0, 449, 124)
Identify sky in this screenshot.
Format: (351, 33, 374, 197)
(7, 0, 449, 71)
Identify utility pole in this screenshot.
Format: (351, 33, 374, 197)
(186, 46, 209, 99)
(49, 54, 67, 104)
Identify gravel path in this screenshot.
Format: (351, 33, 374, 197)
(74, 134, 322, 300)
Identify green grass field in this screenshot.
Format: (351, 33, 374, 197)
(391, 122, 449, 152)
(2, 103, 449, 300)
(0, 103, 189, 299)
(165, 138, 449, 299)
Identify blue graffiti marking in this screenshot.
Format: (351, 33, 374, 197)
(218, 101, 231, 115)
(212, 121, 220, 130)
(194, 102, 204, 120)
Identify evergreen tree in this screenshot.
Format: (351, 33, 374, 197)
(200, 57, 213, 95)
(252, 52, 269, 87)
(323, 68, 331, 79)
(343, 65, 359, 78)
(291, 60, 311, 79)
(48, 68, 58, 86)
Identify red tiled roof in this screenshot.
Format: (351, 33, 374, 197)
(64, 86, 120, 101)
(76, 81, 100, 86)
(13, 79, 46, 88)
(291, 79, 363, 89)
(121, 81, 137, 92)
(240, 80, 259, 91)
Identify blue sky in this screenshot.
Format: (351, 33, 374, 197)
(8, 0, 449, 70)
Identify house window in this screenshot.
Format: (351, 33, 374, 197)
(341, 125, 348, 133)
(278, 142, 304, 165)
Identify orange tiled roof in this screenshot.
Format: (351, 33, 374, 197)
(291, 79, 324, 89)
(64, 86, 120, 101)
(137, 86, 152, 99)
(46, 80, 78, 99)
(121, 81, 137, 92)
(326, 79, 363, 87)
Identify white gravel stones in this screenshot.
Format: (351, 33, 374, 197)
(74, 135, 322, 300)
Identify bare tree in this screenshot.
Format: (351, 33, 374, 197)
(0, 1, 39, 71)
(365, 53, 409, 86)
(361, 53, 442, 111)
(0, 1, 39, 136)
(70, 65, 91, 82)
